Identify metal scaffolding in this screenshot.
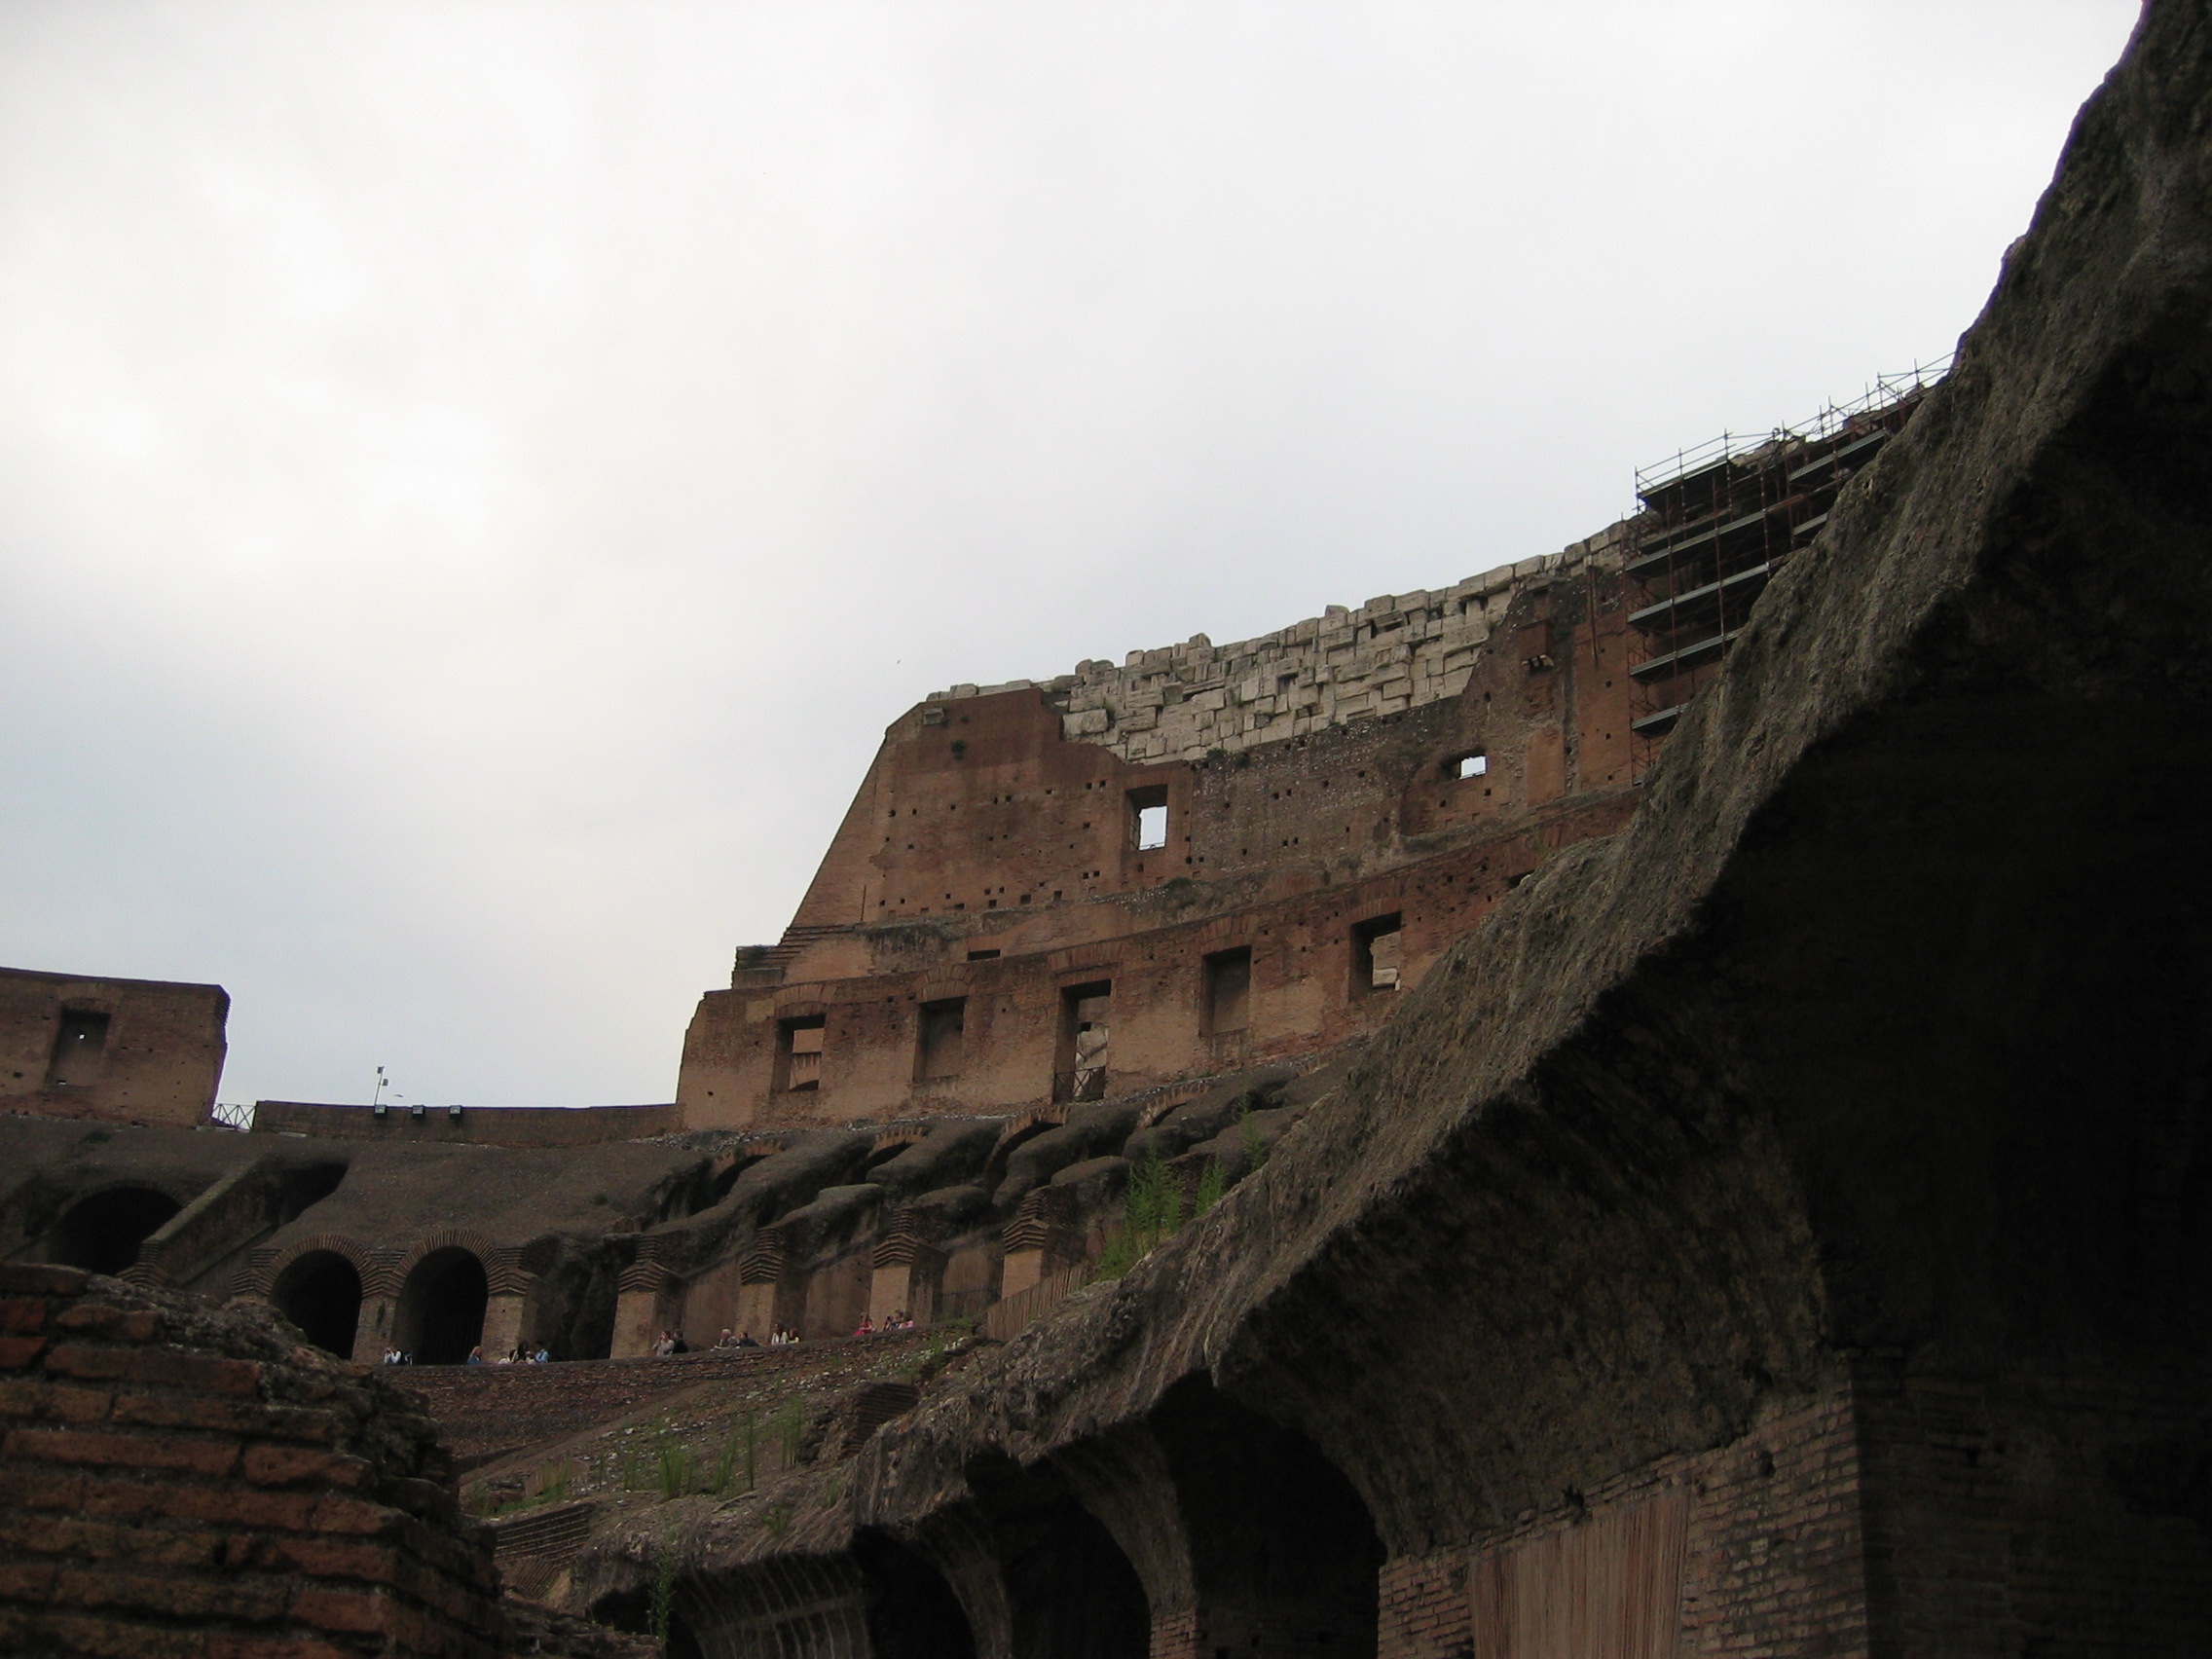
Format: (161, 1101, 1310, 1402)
(1624, 355, 1952, 761)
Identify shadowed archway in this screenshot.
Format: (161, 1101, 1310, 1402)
(966, 1455, 1149, 1659)
(272, 1248, 364, 1359)
(394, 1245, 488, 1364)
(48, 1186, 180, 1275)
(857, 1528, 977, 1659)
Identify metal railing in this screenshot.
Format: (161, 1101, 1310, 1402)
(1635, 351, 1955, 502)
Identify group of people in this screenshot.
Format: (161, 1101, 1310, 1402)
(645, 1314, 918, 1354)
(852, 1310, 919, 1337)
(460, 1345, 551, 1365)
(378, 1345, 551, 1365)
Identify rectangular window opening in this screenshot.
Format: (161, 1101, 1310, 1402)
(777, 1015, 827, 1093)
(1453, 752, 1489, 780)
(1055, 981, 1112, 1102)
(1352, 913, 1404, 995)
(1128, 785, 1169, 851)
(916, 998, 967, 1085)
(46, 1008, 110, 1089)
(1203, 947, 1252, 1037)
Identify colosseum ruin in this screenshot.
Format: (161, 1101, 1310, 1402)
(4, 6, 2211, 1655)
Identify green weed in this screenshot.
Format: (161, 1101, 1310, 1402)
(1238, 1104, 1269, 1173)
(1193, 1157, 1226, 1216)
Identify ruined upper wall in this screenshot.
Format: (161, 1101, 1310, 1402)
(930, 525, 1626, 765)
(0, 964, 228, 1128)
(251, 1098, 681, 1146)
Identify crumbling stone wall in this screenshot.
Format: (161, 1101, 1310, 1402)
(0, 966, 229, 1129)
(685, 497, 1641, 1135)
(940, 530, 1625, 764)
(0, 1262, 504, 1656)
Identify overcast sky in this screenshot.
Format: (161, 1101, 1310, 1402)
(0, 2, 2139, 1112)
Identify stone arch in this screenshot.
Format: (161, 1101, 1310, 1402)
(394, 1228, 521, 1293)
(861, 1129, 926, 1179)
(854, 1528, 977, 1659)
(964, 1453, 1150, 1659)
(902, 1506, 1014, 1659)
(712, 1138, 786, 1201)
(393, 1244, 490, 1364)
(659, 1552, 873, 1659)
(1146, 1376, 1382, 1659)
(270, 1246, 364, 1359)
(982, 1111, 1066, 1188)
(46, 1183, 184, 1275)
(1045, 1429, 1196, 1655)
(258, 1232, 372, 1293)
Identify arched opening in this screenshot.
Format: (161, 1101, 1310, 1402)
(970, 1456, 1149, 1659)
(712, 1153, 771, 1202)
(982, 1118, 1061, 1189)
(1004, 1494, 1148, 1659)
(856, 1529, 977, 1659)
(861, 1139, 920, 1180)
(275, 1161, 348, 1226)
(272, 1249, 363, 1359)
(48, 1186, 181, 1275)
(1149, 1377, 1382, 1659)
(394, 1246, 488, 1364)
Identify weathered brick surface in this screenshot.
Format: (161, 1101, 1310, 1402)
(0, 1262, 504, 1658)
(1378, 1547, 1469, 1659)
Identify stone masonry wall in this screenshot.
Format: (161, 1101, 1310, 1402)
(0, 1262, 505, 1658)
(933, 527, 1626, 764)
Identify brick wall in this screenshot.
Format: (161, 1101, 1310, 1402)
(1378, 1548, 1470, 1659)
(1374, 1364, 2212, 1659)
(250, 1101, 680, 1147)
(1852, 1363, 2212, 1657)
(0, 1262, 504, 1657)
(1375, 1382, 1873, 1659)
(0, 966, 229, 1129)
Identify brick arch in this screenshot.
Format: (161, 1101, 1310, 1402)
(248, 1233, 373, 1300)
(395, 1229, 525, 1296)
(1188, 917, 1253, 955)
